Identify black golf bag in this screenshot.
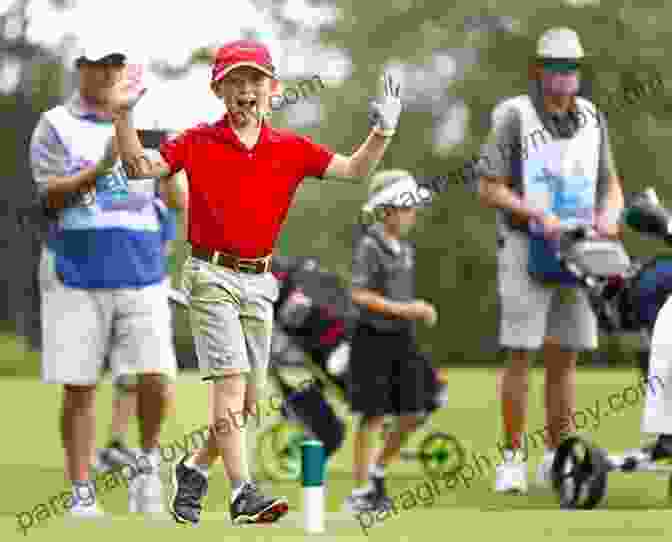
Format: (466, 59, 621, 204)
(269, 255, 355, 457)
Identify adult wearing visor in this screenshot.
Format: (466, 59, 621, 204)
(476, 27, 624, 494)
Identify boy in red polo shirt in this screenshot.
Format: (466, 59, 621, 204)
(108, 40, 402, 525)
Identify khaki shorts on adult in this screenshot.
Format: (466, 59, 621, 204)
(39, 248, 177, 385)
(181, 255, 279, 392)
(497, 230, 598, 351)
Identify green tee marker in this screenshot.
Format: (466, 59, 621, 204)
(301, 439, 325, 486)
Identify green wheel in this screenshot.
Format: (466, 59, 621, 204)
(418, 432, 466, 478)
(256, 421, 305, 481)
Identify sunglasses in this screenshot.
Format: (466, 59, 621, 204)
(540, 59, 581, 73)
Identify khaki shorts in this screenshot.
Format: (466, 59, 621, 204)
(497, 230, 598, 351)
(181, 255, 279, 391)
(39, 248, 177, 385)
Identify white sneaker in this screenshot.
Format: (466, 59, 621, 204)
(128, 473, 141, 513)
(129, 452, 166, 516)
(494, 449, 528, 494)
(69, 484, 104, 518)
(535, 450, 556, 488)
(70, 501, 104, 518)
(134, 472, 166, 515)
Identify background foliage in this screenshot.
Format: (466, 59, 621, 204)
(3, 0, 672, 376)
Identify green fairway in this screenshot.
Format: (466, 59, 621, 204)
(2, 367, 671, 541)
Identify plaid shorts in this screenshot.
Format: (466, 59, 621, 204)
(181, 255, 279, 391)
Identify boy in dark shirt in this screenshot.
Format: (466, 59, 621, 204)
(344, 169, 439, 512)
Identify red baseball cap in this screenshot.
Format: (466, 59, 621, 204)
(211, 40, 276, 83)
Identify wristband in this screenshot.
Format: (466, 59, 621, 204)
(94, 164, 116, 179)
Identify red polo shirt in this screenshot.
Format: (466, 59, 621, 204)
(159, 114, 334, 258)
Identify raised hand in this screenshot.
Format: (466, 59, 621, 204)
(368, 72, 402, 137)
(106, 63, 147, 118)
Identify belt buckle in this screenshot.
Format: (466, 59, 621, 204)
(212, 250, 221, 266)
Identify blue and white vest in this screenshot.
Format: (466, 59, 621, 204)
(509, 95, 601, 283)
(515, 95, 600, 227)
(43, 105, 172, 289)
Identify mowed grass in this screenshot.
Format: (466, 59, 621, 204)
(1, 366, 671, 541)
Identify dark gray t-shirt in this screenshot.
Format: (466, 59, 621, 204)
(476, 81, 619, 236)
(351, 223, 415, 334)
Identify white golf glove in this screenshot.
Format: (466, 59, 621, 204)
(326, 341, 350, 376)
(368, 73, 402, 137)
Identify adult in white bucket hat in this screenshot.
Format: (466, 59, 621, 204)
(475, 27, 625, 494)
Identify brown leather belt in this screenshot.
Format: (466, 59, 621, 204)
(191, 247, 272, 274)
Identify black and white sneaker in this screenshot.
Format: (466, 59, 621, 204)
(645, 434, 672, 464)
(371, 475, 392, 509)
(343, 475, 390, 513)
(230, 482, 289, 524)
(342, 490, 379, 513)
(169, 455, 208, 525)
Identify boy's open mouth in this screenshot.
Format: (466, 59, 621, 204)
(236, 98, 258, 110)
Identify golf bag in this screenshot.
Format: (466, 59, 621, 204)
(553, 189, 672, 375)
(269, 255, 355, 457)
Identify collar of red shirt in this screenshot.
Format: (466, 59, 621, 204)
(209, 113, 284, 149)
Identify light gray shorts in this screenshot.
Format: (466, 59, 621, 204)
(39, 248, 177, 385)
(497, 230, 598, 351)
(181, 255, 279, 391)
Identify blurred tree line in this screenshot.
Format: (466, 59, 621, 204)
(3, 0, 672, 375)
(271, 0, 672, 367)
(0, 0, 73, 354)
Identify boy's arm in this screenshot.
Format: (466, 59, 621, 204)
(157, 170, 188, 213)
(350, 235, 424, 321)
(322, 133, 392, 181)
(114, 112, 173, 179)
(105, 81, 175, 179)
(351, 287, 412, 320)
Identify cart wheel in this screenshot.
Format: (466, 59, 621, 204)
(256, 421, 304, 481)
(551, 436, 609, 509)
(418, 432, 466, 478)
